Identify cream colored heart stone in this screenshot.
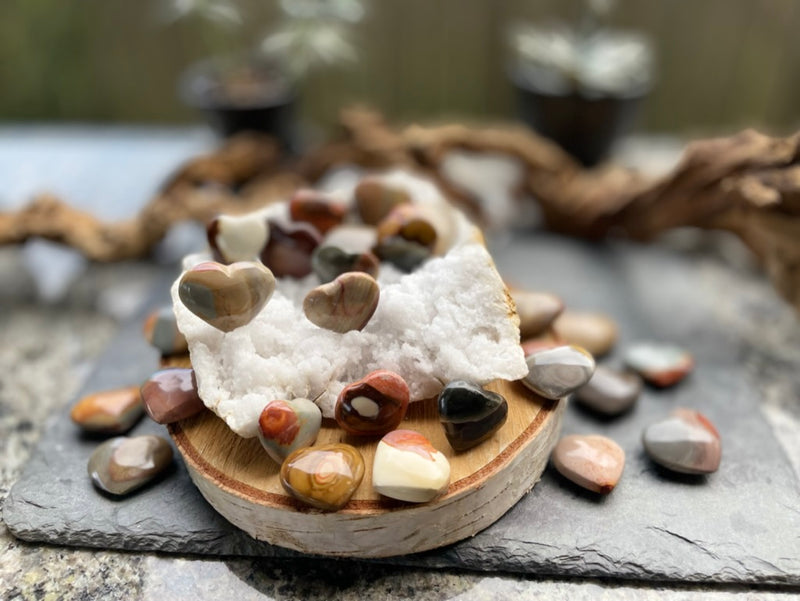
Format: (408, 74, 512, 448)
(208, 212, 270, 264)
(372, 429, 450, 503)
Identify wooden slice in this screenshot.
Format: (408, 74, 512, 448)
(168, 379, 563, 558)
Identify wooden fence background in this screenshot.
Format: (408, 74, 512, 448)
(1, 0, 798, 135)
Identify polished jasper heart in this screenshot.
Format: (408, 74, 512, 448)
(70, 386, 143, 435)
(140, 368, 205, 424)
(207, 211, 269, 264)
(574, 366, 642, 416)
(373, 236, 431, 273)
(280, 443, 365, 511)
(522, 345, 596, 400)
(354, 177, 411, 225)
(88, 435, 173, 496)
(625, 342, 694, 387)
(179, 261, 275, 332)
(311, 245, 380, 284)
(289, 189, 347, 234)
(551, 434, 625, 494)
(257, 398, 322, 464)
(643, 408, 721, 474)
(438, 380, 508, 451)
(335, 369, 410, 436)
(512, 291, 564, 339)
(376, 204, 438, 250)
(372, 430, 451, 503)
(303, 272, 380, 333)
(261, 218, 322, 278)
(142, 306, 188, 356)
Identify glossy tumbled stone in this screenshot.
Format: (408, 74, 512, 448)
(552, 311, 618, 357)
(261, 218, 322, 278)
(140, 368, 205, 424)
(438, 381, 508, 451)
(355, 177, 412, 225)
(574, 366, 642, 416)
(522, 345, 596, 400)
(625, 343, 694, 387)
(257, 399, 322, 464)
(142, 306, 188, 356)
(376, 204, 438, 250)
(643, 409, 721, 474)
(70, 386, 144, 435)
(289, 189, 347, 234)
(335, 370, 410, 436)
(280, 443, 365, 511)
(372, 430, 451, 503)
(551, 434, 625, 494)
(373, 237, 431, 272)
(512, 291, 564, 339)
(303, 272, 380, 333)
(311, 245, 380, 284)
(521, 338, 559, 357)
(88, 435, 173, 496)
(178, 261, 275, 332)
(207, 211, 269, 264)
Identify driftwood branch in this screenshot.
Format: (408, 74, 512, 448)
(2, 108, 799, 312)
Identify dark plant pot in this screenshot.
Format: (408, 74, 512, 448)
(179, 59, 297, 151)
(511, 70, 647, 167)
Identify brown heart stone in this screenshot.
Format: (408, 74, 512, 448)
(303, 272, 380, 333)
(178, 261, 275, 332)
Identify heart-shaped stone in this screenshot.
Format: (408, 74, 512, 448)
(373, 236, 431, 273)
(522, 345, 596, 400)
(625, 342, 693, 387)
(643, 408, 721, 474)
(574, 366, 642, 416)
(289, 189, 347, 234)
(354, 177, 411, 225)
(372, 430, 450, 503)
(551, 434, 625, 494)
(311, 245, 380, 284)
(142, 306, 188, 356)
(303, 272, 380, 333)
(261, 218, 322, 278)
(88, 435, 173, 496)
(438, 380, 508, 451)
(141, 368, 205, 424)
(552, 311, 618, 357)
(179, 261, 275, 332)
(257, 398, 322, 464)
(335, 369, 410, 436)
(70, 386, 143, 435)
(376, 204, 438, 250)
(280, 443, 365, 511)
(207, 211, 269, 264)
(512, 291, 564, 339)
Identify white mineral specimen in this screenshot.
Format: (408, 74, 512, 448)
(172, 170, 527, 438)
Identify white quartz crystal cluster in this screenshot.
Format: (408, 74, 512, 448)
(172, 170, 527, 438)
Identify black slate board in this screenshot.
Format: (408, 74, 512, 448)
(5, 234, 800, 585)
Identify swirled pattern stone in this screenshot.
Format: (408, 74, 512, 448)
(280, 443, 365, 511)
(178, 261, 275, 332)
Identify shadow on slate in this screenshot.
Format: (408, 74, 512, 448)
(5, 234, 800, 585)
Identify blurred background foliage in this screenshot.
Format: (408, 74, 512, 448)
(1, 0, 798, 135)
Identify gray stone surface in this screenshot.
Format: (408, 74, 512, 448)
(5, 234, 800, 587)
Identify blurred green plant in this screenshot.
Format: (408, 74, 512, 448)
(160, 0, 364, 80)
(509, 0, 653, 97)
